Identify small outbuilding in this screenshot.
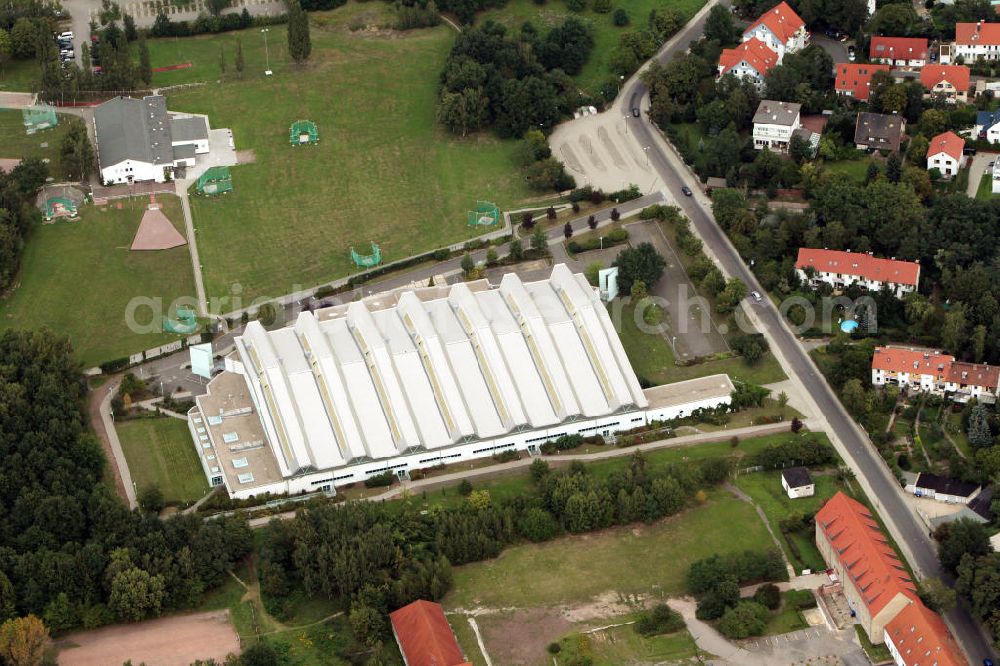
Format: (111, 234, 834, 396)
(905, 472, 980, 504)
(781, 466, 815, 499)
(389, 600, 470, 666)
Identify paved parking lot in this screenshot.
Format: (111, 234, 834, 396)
(741, 627, 868, 665)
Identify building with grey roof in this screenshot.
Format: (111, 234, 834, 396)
(854, 111, 906, 153)
(752, 100, 801, 153)
(94, 95, 211, 185)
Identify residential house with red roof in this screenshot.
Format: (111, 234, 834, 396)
(835, 63, 890, 101)
(794, 248, 920, 298)
(718, 38, 779, 88)
(884, 587, 967, 666)
(742, 1, 808, 63)
(926, 131, 966, 178)
(390, 600, 472, 666)
(870, 37, 929, 68)
(870, 347, 955, 394)
(952, 21, 1000, 63)
(920, 64, 971, 103)
(944, 361, 1000, 404)
(815, 492, 917, 644)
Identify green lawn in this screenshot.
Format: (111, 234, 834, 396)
(975, 166, 995, 200)
(116, 416, 209, 504)
(763, 590, 810, 636)
(615, 302, 786, 386)
(824, 158, 872, 182)
(0, 109, 85, 180)
(0, 195, 197, 366)
(734, 469, 840, 573)
(0, 58, 41, 91)
(479, 0, 707, 95)
(442, 490, 775, 609)
(159, 3, 533, 308)
(556, 622, 701, 665)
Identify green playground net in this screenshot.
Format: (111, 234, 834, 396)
(22, 105, 58, 134)
(45, 197, 78, 220)
(196, 166, 233, 195)
(289, 120, 319, 146)
(163, 306, 198, 334)
(351, 243, 382, 268)
(467, 200, 500, 226)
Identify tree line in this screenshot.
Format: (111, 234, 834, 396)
(0, 330, 253, 635)
(0, 158, 46, 296)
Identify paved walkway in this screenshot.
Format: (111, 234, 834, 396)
(176, 187, 209, 317)
(91, 378, 138, 509)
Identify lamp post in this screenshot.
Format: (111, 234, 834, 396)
(644, 146, 651, 167)
(623, 114, 629, 134)
(261, 28, 271, 75)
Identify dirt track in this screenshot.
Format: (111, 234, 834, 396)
(56, 610, 240, 666)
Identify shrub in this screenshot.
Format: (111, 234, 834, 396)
(138, 485, 165, 513)
(458, 479, 473, 496)
(493, 449, 519, 463)
(753, 583, 781, 610)
(547, 642, 562, 654)
(718, 601, 769, 639)
(364, 471, 394, 488)
(612, 8, 629, 25)
(634, 603, 684, 636)
(519, 507, 560, 542)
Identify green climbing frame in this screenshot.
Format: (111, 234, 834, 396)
(467, 200, 500, 226)
(351, 242, 382, 268)
(289, 120, 319, 146)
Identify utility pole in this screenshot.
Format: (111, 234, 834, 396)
(261, 28, 271, 75)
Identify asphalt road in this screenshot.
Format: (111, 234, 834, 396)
(619, 3, 997, 662)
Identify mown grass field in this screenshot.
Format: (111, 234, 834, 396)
(479, 0, 707, 94)
(975, 166, 995, 200)
(556, 621, 701, 665)
(158, 3, 534, 308)
(0, 195, 196, 366)
(0, 109, 84, 179)
(0, 58, 41, 91)
(442, 489, 774, 609)
(117, 416, 209, 504)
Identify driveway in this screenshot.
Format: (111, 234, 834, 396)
(624, 219, 730, 360)
(965, 152, 996, 198)
(811, 35, 850, 64)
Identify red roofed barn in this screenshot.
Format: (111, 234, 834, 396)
(794, 248, 920, 298)
(870, 37, 929, 67)
(718, 38, 779, 87)
(742, 1, 809, 61)
(927, 131, 966, 178)
(835, 63, 890, 101)
(920, 65, 971, 103)
(390, 600, 471, 666)
(885, 599, 966, 666)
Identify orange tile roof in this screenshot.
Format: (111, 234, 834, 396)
(745, 1, 806, 44)
(927, 131, 965, 162)
(920, 64, 971, 93)
(947, 361, 1000, 390)
(795, 248, 920, 286)
(870, 37, 929, 62)
(835, 63, 890, 101)
(955, 21, 1000, 46)
(389, 600, 471, 666)
(816, 492, 916, 615)
(885, 599, 966, 666)
(719, 38, 779, 78)
(871, 347, 955, 376)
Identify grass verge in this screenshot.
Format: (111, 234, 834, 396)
(116, 415, 209, 504)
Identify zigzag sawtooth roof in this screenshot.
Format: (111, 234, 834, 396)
(816, 492, 916, 615)
(234, 265, 648, 477)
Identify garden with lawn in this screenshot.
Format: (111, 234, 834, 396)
(117, 415, 209, 505)
(158, 3, 535, 307)
(0, 195, 197, 366)
(0, 58, 41, 91)
(0, 109, 85, 179)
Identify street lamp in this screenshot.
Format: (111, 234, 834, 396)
(617, 74, 624, 94)
(644, 146, 651, 167)
(261, 28, 272, 75)
(623, 114, 629, 135)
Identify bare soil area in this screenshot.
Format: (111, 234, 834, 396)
(477, 608, 571, 666)
(56, 610, 240, 666)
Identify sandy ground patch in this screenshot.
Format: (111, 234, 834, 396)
(477, 608, 571, 666)
(56, 610, 240, 666)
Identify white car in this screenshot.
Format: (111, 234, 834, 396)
(751, 291, 763, 303)
(59, 31, 74, 39)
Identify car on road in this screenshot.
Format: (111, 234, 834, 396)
(680, 186, 693, 197)
(751, 290, 763, 303)
(58, 31, 73, 40)
(847, 45, 855, 62)
(631, 107, 640, 118)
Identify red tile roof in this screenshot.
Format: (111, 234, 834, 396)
(835, 63, 890, 101)
(927, 131, 965, 162)
(870, 37, 929, 63)
(795, 248, 920, 286)
(815, 492, 916, 615)
(885, 599, 966, 666)
(871, 347, 955, 376)
(955, 21, 1000, 46)
(947, 361, 1000, 390)
(745, 1, 806, 44)
(389, 601, 471, 666)
(920, 64, 971, 93)
(719, 38, 779, 78)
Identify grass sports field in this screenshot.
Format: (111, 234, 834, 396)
(479, 0, 707, 94)
(160, 3, 534, 308)
(0, 109, 84, 179)
(0, 195, 196, 366)
(117, 416, 209, 504)
(0, 59, 40, 92)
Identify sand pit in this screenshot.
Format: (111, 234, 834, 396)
(131, 206, 187, 250)
(57, 610, 240, 666)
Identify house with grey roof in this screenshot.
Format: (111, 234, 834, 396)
(854, 111, 906, 153)
(752, 100, 801, 153)
(94, 95, 210, 185)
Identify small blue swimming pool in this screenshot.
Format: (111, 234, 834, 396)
(841, 319, 859, 333)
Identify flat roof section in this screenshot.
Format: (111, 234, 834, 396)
(196, 371, 283, 490)
(643, 374, 736, 410)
